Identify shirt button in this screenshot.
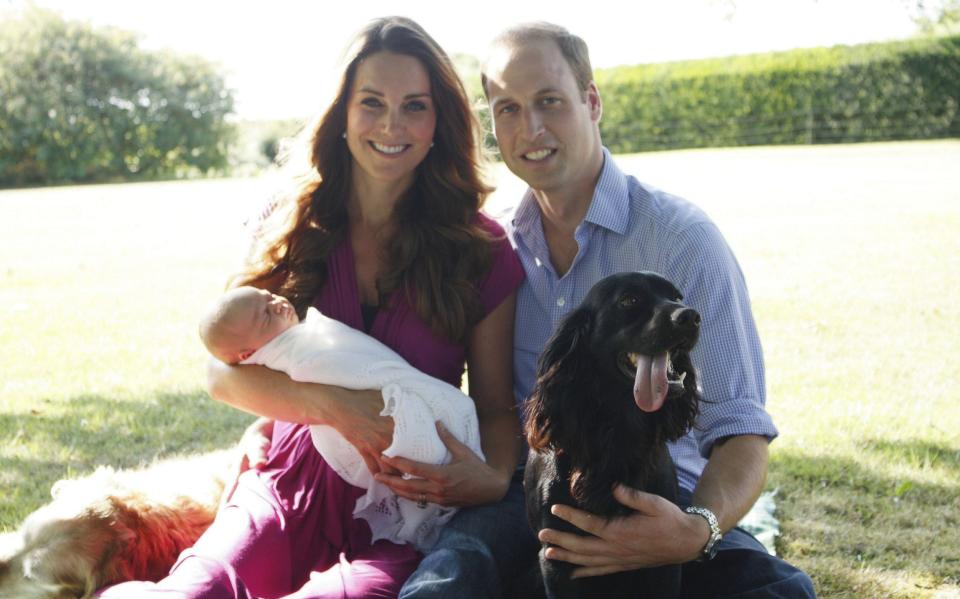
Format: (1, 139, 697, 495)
(556, 296, 566, 307)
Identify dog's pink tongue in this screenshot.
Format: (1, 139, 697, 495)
(634, 353, 669, 412)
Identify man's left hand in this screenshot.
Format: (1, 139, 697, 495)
(539, 485, 709, 578)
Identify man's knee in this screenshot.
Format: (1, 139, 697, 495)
(682, 548, 816, 598)
(777, 567, 816, 598)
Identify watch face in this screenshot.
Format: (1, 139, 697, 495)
(706, 532, 721, 551)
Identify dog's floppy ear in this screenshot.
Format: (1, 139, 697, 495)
(525, 307, 594, 451)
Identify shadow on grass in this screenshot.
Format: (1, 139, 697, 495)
(771, 441, 958, 502)
(770, 446, 959, 597)
(862, 438, 960, 477)
(1, 389, 252, 528)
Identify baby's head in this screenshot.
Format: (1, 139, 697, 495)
(200, 286, 300, 364)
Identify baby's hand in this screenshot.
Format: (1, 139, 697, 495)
(238, 417, 274, 471)
(220, 417, 274, 509)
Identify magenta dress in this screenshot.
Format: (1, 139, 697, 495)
(99, 214, 523, 599)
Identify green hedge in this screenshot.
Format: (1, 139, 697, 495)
(595, 35, 960, 153)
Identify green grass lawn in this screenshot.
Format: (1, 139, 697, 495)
(2, 141, 958, 598)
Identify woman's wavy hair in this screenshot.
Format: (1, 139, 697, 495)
(237, 16, 493, 342)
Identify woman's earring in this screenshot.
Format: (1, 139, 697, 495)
(342, 132, 347, 139)
(430, 141, 435, 148)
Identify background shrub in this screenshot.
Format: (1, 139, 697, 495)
(0, 9, 236, 187)
(595, 35, 960, 153)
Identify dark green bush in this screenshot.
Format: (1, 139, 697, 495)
(595, 35, 960, 153)
(0, 9, 236, 187)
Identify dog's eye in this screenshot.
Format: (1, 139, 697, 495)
(618, 295, 638, 308)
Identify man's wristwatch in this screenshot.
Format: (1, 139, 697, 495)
(684, 506, 722, 561)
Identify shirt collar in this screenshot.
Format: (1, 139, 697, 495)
(511, 147, 630, 237)
(583, 148, 630, 235)
(512, 187, 541, 237)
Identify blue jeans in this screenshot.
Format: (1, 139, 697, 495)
(398, 469, 538, 599)
(676, 527, 816, 598)
(677, 488, 816, 599)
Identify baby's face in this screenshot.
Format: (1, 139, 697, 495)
(229, 288, 299, 359)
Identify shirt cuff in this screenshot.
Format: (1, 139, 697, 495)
(696, 399, 779, 459)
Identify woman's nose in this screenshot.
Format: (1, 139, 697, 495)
(381, 109, 403, 134)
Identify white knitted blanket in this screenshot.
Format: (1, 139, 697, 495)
(242, 308, 484, 550)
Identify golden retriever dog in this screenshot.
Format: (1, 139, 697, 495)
(0, 448, 237, 599)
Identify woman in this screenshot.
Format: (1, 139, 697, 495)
(100, 16, 523, 599)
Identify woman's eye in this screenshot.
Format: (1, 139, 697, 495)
(405, 100, 427, 112)
(361, 98, 383, 108)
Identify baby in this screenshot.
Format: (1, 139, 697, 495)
(199, 286, 485, 550)
(199, 286, 300, 364)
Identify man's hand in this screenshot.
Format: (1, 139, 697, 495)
(538, 485, 709, 578)
(374, 422, 510, 507)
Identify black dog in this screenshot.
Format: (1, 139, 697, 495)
(524, 271, 702, 599)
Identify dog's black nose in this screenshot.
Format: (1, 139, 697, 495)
(672, 307, 701, 328)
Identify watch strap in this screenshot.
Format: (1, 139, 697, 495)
(684, 505, 722, 561)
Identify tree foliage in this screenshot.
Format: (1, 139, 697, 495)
(0, 8, 235, 186)
(911, 0, 960, 34)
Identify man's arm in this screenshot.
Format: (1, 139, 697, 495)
(538, 434, 768, 576)
(691, 434, 768, 532)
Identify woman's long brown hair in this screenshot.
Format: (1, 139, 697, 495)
(237, 17, 493, 342)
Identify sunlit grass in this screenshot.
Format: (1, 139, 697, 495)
(608, 141, 959, 599)
(2, 141, 958, 598)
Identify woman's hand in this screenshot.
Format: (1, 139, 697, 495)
(327, 387, 397, 476)
(374, 421, 510, 507)
(207, 359, 397, 475)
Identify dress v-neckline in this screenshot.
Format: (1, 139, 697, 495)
(342, 232, 384, 334)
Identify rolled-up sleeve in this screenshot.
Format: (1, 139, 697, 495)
(666, 221, 778, 459)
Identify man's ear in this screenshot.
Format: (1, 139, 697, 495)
(586, 81, 602, 123)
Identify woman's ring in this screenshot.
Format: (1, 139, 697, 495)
(417, 493, 427, 509)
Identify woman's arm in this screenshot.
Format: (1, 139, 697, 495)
(375, 292, 522, 506)
(466, 291, 523, 483)
(206, 359, 395, 474)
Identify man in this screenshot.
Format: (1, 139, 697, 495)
(478, 22, 816, 597)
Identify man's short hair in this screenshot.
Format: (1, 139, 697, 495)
(482, 22, 594, 98)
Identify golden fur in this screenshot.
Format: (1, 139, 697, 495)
(0, 449, 236, 599)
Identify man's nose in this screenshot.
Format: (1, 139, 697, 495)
(521, 110, 544, 140)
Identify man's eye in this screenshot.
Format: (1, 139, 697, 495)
(498, 104, 517, 116)
(618, 296, 637, 308)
